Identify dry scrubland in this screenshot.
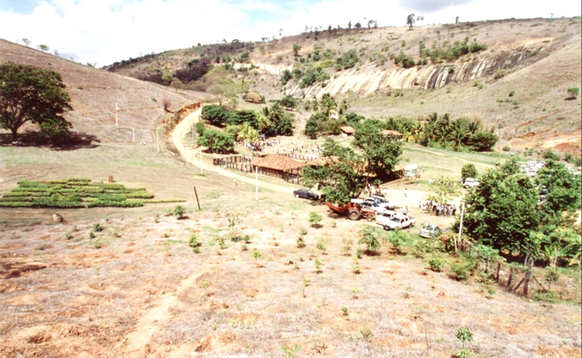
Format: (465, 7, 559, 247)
(1, 187, 581, 358)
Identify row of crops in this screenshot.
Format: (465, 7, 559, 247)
(0, 178, 185, 209)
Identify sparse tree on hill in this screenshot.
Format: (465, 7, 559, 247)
(22, 38, 31, 46)
(407, 14, 416, 29)
(37, 44, 50, 52)
(293, 44, 302, 57)
(0, 63, 72, 142)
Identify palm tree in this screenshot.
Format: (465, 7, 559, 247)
(319, 93, 337, 118)
(339, 99, 350, 115)
(255, 112, 272, 131)
(450, 120, 467, 151)
(410, 122, 423, 143)
(237, 122, 259, 145)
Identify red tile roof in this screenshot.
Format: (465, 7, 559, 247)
(251, 155, 305, 171)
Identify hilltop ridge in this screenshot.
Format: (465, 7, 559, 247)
(106, 17, 582, 153)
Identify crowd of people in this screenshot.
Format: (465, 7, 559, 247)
(420, 200, 457, 216)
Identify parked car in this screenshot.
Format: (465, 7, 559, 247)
(419, 224, 449, 238)
(463, 178, 480, 188)
(371, 195, 395, 210)
(293, 189, 319, 200)
(378, 213, 415, 231)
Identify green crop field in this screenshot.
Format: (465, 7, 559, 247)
(0, 178, 184, 209)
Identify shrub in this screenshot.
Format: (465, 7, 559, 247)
(188, 234, 200, 250)
(394, 51, 415, 68)
(335, 49, 359, 70)
(427, 254, 445, 272)
(455, 327, 473, 358)
(296, 236, 306, 248)
(173, 205, 186, 219)
(567, 87, 579, 98)
(300, 67, 330, 88)
(493, 69, 506, 79)
(309, 212, 322, 227)
(563, 153, 574, 163)
(502, 145, 511, 152)
(450, 261, 474, 281)
(358, 226, 381, 254)
(542, 149, 560, 161)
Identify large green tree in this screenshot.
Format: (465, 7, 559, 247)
(459, 160, 540, 258)
(197, 129, 234, 153)
(536, 160, 582, 230)
(302, 138, 365, 204)
(352, 119, 403, 182)
(0, 62, 72, 141)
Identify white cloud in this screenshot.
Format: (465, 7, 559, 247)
(0, 0, 580, 66)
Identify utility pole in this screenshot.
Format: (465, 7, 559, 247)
(456, 202, 466, 254)
(156, 130, 160, 153)
(115, 102, 119, 127)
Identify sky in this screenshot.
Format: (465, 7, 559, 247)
(0, 0, 580, 67)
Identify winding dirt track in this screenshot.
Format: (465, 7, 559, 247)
(171, 107, 295, 194)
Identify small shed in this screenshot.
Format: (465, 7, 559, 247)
(251, 155, 305, 181)
(341, 126, 355, 135)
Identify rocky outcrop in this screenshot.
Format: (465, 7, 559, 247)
(287, 49, 535, 98)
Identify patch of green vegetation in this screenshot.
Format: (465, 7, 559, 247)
(0, 178, 167, 209)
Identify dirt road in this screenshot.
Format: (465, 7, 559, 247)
(171, 108, 296, 195)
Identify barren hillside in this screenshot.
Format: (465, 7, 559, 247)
(0, 39, 205, 144)
(107, 17, 582, 153)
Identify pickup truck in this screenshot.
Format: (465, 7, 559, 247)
(377, 213, 415, 231)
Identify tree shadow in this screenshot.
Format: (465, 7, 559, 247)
(0, 131, 100, 151)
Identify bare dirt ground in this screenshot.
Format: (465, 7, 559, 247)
(1, 197, 580, 358)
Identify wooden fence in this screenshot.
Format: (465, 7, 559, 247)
(213, 155, 303, 184)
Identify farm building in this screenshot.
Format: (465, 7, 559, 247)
(250, 155, 305, 183)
